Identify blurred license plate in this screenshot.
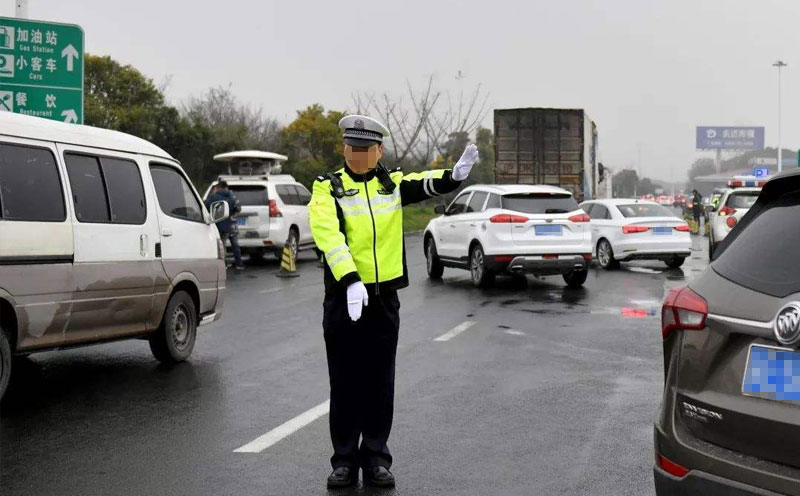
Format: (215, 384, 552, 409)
(535, 225, 562, 236)
(742, 345, 800, 405)
(236, 218, 247, 226)
(652, 227, 672, 235)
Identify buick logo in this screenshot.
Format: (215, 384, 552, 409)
(774, 302, 800, 345)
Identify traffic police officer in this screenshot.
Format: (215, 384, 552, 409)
(310, 115, 478, 488)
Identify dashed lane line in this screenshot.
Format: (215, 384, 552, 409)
(434, 321, 476, 342)
(233, 400, 330, 453)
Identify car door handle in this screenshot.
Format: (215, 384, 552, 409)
(449, 224, 456, 228)
(140, 234, 148, 256)
(469, 223, 476, 227)
(161, 228, 173, 237)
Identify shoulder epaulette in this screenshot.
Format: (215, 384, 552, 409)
(315, 175, 328, 182)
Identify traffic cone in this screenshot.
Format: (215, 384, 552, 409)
(276, 236, 300, 278)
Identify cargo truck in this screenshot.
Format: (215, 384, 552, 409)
(494, 108, 598, 201)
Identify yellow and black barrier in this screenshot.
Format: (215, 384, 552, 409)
(276, 237, 300, 278)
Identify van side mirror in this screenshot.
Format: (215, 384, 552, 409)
(210, 201, 230, 224)
(434, 204, 446, 215)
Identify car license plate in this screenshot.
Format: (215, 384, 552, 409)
(236, 217, 247, 226)
(535, 225, 562, 236)
(742, 345, 800, 405)
(652, 227, 672, 235)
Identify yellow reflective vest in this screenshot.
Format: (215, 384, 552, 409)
(310, 165, 461, 293)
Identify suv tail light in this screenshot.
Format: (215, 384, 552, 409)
(490, 214, 528, 223)
(718, 206, 736, 216)
(656, 453, 689, 478)
(673, 224, 690, 232)
(622, 225, 649, 234)
(568, 213, 590, 223)
(269, 199, 283, 217)
(662, 286, 707, 339)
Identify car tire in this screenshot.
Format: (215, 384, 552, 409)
(596, 239, 619, 270)
(288, 227, 299, 257)
(425, 237, 444, 279)
(563, 268, 588, 288)
(149, 291, 197, 363)
(665, 256, 686, 269)
(0, 327, 11, 403)
(470, 244, 494, 288)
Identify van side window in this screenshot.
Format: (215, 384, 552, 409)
(64, 154, 147, 225)
(0, 143, 65, 222)
(150, 164, 204, 223)
(65, 154, 111, 223)
(102, 158, 147, 224)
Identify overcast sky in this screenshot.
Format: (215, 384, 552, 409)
(2, 0, 798, 181)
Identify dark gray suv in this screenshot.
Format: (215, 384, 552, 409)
(655, 170, 800, 495)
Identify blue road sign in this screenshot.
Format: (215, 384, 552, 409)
(696, 126, 765, 150)
(753, 167, 770, 178)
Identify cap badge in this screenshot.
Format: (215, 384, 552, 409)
(354, 119, 364, 129)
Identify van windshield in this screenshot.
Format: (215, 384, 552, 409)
(230, 185, 268, 206)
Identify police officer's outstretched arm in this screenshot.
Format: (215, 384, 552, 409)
(399, 144, 478, 206)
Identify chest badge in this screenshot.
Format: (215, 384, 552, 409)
(344, 188, 360, 197)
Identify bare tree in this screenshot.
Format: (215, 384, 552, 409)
(183, 85, 281, 150)
(352, 75, 490, 168)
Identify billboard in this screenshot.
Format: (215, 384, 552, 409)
(696, 126, 764, 150)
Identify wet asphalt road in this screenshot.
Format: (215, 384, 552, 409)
(1, 232, 710, 496)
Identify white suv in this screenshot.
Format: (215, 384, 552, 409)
(709, 182, 763, 259)
(204, 174, 316, 260)
(423, 185, 593, 288)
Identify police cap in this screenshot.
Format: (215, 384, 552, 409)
(339, 115, 390, 147)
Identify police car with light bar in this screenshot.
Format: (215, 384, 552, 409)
(708, 175, 765, 260)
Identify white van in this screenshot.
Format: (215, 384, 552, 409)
(0, 112, 228, 401)
(204, 151, 315, 260)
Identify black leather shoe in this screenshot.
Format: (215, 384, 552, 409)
(327, 466, 357, 488)
(363, 466, 395, 488)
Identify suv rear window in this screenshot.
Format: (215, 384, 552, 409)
(230, 186, 268, 206)
(501, 193, 578, 214)
(714, 191, 800, 297)
(726, 191, 759, 209)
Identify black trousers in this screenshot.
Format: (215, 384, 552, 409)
(322, 289, 400, 470)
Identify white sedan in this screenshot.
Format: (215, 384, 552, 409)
(579, 199, 691, 270)
(423, 184, 593, 288)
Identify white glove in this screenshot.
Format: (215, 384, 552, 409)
(346, 281, 369, 321)
(451, 144, 479, 181)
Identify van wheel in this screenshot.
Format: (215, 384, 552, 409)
(470, 244, 495, 288)
(0, 328, 11, 402)
(149, 291, 197, 363)
(425, 237, 444, 279)
(563, 268, 588, 288)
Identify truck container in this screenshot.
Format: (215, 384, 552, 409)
(494, 108, 598, 201)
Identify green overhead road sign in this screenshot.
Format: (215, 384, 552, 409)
(0, 17, 83, 124)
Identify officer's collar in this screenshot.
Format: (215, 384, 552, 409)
(343, 164, 379, 182)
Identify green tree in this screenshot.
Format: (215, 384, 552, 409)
(85, 54, 178, 145)
(278, 104, 345, 187)
(473, 126, 495, 184)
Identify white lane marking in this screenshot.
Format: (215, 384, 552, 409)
(434, 321, 476, 342)
(259, 288, 284, 294)
(234, 400, 330, 453)
(504, 330, 526, 336)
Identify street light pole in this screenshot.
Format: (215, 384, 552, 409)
(774, 60, 787, 173)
